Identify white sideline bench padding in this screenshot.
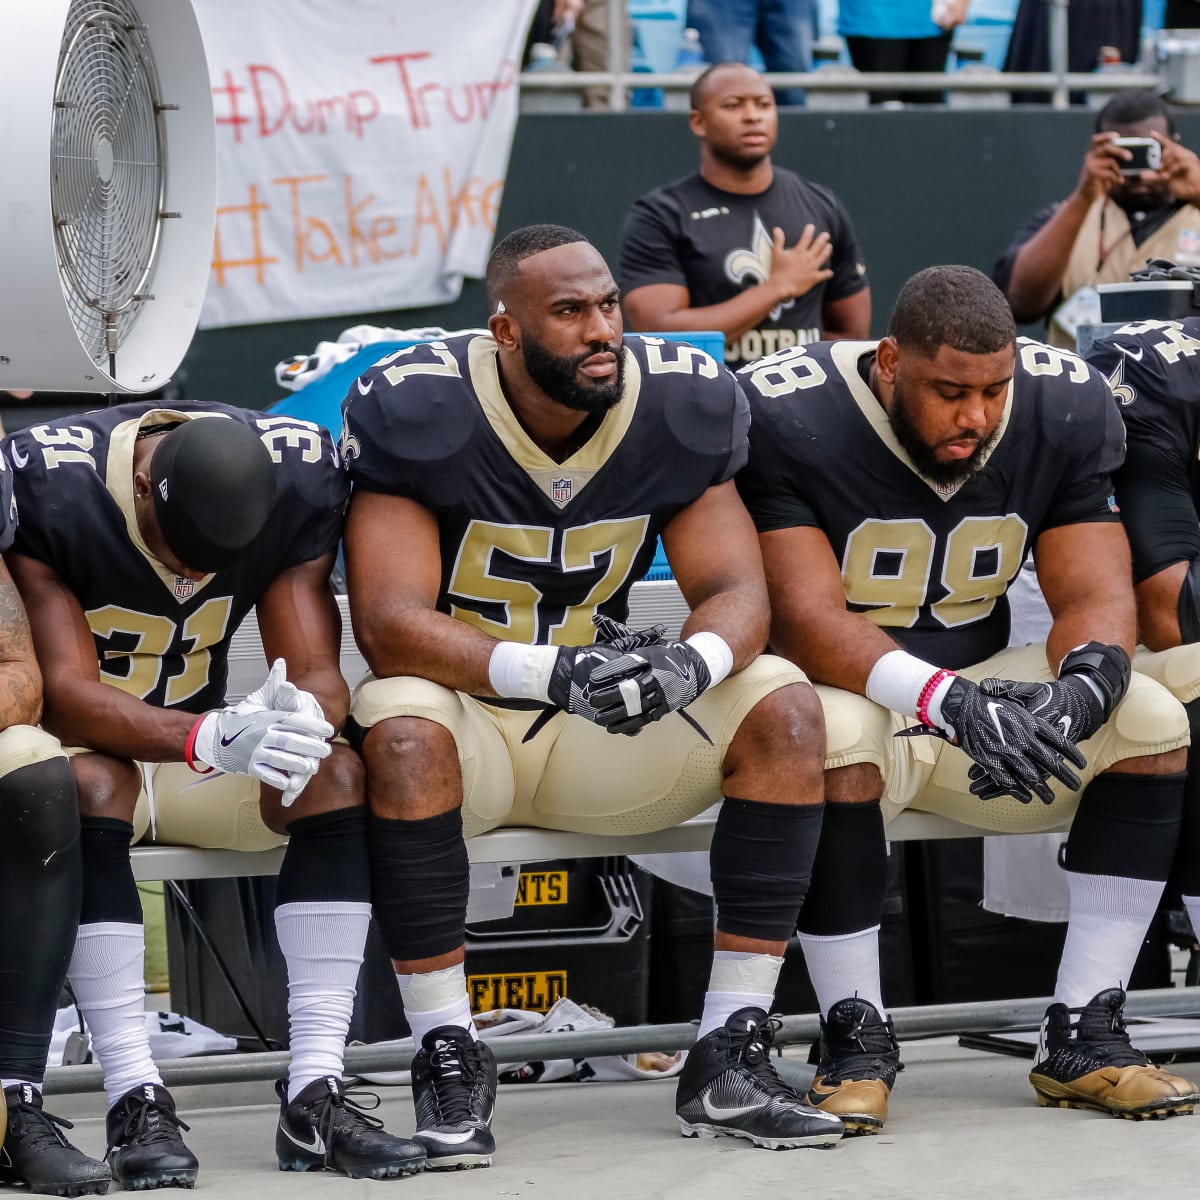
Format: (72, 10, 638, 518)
(154, 581, 1066, 886)
(130, 811, 1070, 882)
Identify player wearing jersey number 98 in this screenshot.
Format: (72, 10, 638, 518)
(737, 265, 1197, 1133)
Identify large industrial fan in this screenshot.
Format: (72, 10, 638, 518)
(0, 0, 215, 393)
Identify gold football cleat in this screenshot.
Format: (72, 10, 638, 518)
(1029, 988, 1200, 1120)
(807, 997, 902, 1135)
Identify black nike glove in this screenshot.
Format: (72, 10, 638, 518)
(977, 642, 1130, 746)
(898, 675, 1086, 804)
(966, 642, 1130, 801)
(544, 643, 633, 725)
(586, 641, 713, 736)
(590, 614, 667, 654)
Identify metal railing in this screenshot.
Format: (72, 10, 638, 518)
(517, 0, 1163, 112)
(41, 986, 1200, 1093)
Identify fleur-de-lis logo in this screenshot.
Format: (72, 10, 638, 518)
(724, 215, 794, 323)
(338, 427, 361, 464)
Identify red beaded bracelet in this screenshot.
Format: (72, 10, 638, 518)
(917, 669, 955, 729)
(184, 718, 214, 774)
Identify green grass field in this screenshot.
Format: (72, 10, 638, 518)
(140, 882, 170, 996)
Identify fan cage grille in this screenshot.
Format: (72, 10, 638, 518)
(52, 0, 167, 372)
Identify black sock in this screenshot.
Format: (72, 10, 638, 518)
(278, 807, 370, 906)
(710, 797, 824, 943)
(797, 799, 887, 936)
(368, 809, 469, 961)
(1064, 771, 1185, 882)
(79, 816, 141, 926)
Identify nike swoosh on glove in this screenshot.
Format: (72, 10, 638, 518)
(191, 706, 334, 792)
(897, 675, 1085, 804)
(584, 641, 712, 736)
(977, 676, 1104, 745)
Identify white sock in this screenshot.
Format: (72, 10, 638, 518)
(69, 922, 161, 1107)
(396, 964, 477, 1046)
(1054, 871, 1165, 1008)
(797, 926, 885, 1016)
(696, 951, 783, 1038)
(276, 901, 371, 1102)
(1, 1079, 38, 1096)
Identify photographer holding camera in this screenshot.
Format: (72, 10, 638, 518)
(993, 91, 1200, 347)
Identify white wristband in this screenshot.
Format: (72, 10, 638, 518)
(684, 631, 734, 688)
(488, 642, 559, 702)
(865, 649, 954, 726)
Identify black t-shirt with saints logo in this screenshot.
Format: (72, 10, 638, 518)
(341, 332, 747, 647)
(736, 338, 1124, 669)
(619, 168, 868, 367)
(4, 401, 346, 713)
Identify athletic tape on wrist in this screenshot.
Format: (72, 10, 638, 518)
(684, 631, 734, 688)
(488, 641, 559, 703)
(866, 649, 947, 721)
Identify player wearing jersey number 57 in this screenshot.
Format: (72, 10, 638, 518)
(3, 408, 425, 1189)
(342, 223, 846, 1163)
(737, 265, 1199, 1135)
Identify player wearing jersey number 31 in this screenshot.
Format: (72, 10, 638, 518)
(2, 408, 425, 1192)
(737, 265, 1200, 1135)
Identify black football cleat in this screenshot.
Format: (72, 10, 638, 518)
(275, 1075, 425, 1179)
(676, 1008, 844, 1149)
(806, 997, 902, 1135)
(410, 1026, 498, 1169)
(105, 1084, 198, 1190)
(0, 1084, 111, 1196)
(1029, 988, 1200, 1119)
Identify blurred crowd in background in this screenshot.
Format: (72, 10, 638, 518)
(525, 0, 1200, 109)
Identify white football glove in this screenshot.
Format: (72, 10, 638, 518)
(231, 658, 331, 805)
(190, 705, 333, 796)
(242, 658, 327, 725)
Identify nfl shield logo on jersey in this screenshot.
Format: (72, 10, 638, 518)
(174, 575, 195, 600)
(551, 477, 573, 506)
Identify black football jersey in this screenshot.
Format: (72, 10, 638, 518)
(0, 448, 18, 557)
(5, 403, 347, 713)
(1085, 318, 1200, 583)
(341, 332, 748, 647)
(737, 339, 1125, 669)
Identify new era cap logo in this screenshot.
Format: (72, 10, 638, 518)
(158, 479, 169, 501)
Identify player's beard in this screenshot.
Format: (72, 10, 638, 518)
(889, 380, 1000, 488)
(522, 334, 626, 415)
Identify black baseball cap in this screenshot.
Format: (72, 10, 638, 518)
(149, 418, 277, 573)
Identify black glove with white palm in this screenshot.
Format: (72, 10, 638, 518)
(899, 675, 1087, 805)
(188, 658, 334, 798)
(966, 642, 1130, 802)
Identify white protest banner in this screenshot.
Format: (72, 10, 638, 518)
(194, 0, 537, 329)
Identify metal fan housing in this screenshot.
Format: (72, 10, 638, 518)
(0, 0, 214, 393)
